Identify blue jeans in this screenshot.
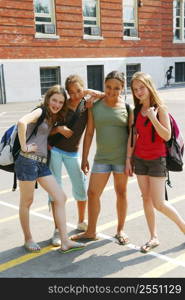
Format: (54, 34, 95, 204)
(15, 154, 51, 181)
(49, 147, 87, 202)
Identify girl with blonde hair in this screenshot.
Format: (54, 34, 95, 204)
(125, 72, 185, 253)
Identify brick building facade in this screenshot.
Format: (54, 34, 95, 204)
(0, 0, 185, 103)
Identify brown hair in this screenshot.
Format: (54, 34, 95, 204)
(105, 70, 125, 87)
(65, 74, 84, 92)
(41, 85, 68, 125)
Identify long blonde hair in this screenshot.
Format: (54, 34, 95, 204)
(131, 72, 164, 109)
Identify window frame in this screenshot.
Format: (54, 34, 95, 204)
(126, 63, 141, 88)
(173, 0, 185, 43)
(34, 0, 57, 38)
(123, 0, 139, 40)
(83, 0, 102, 39)
(40, 67, 61, 96)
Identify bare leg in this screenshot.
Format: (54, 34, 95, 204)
(77, 200, 87, 223)
(70, 172, 110, 240)
(113, 172, 129, 243)
(137, 175, 158, 240)
(38, 175, 85, 251)
(150, 176, 185, 234)
(19, 180, 39, 250)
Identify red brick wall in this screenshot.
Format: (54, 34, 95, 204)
(161, 0, 185, 56)
(0, 0, 184, 59)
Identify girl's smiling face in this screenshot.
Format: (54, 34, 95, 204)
(132, 79, 150, 104)
(48, 93, 65, 114)
(68, 82, 84, 102)
(104, 78, 124, 100)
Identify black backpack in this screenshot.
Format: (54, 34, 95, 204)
(0, 106, 46, 190)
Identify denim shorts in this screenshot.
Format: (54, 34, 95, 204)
(133, 156, 167, 177)
(91, 162, 125, 173)
(15, 154, 52, 181)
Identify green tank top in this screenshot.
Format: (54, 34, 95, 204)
(92, 100, 129, 165)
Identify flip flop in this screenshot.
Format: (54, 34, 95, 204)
(114, 234, 129, 245)
(140, 239, 160, 253)
(58, 243, 85, 254)
(24, 241, 41, 252)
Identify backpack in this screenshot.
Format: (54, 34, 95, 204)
(131, 107, 184, 199)
(0, 106, 46, 190)
(165, 114, 184, 172)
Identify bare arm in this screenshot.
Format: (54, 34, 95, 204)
(125, 107, 137, 176)
(17, 108, 42, 152)
(146, 106, 171, 141)
(50, 126, 73, 138)
(81, 109, 95, 174)
(84, 89, 105, 108)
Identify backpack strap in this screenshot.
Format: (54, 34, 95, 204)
(125, 103, 130, 134)
(27, 106, 47, 140)
(130, 104, 142, 147)
(165, 171, 172, 201)
(12, 172, 17, 191)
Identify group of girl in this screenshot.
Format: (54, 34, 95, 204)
(15, 70, 185, 254)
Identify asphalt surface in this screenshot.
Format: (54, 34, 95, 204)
(0, 85, 185, 297)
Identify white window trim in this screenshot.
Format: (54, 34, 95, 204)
(83, 0, 101, 37)
(123, 0, 138, 39)
(35, 33, 59, 39)
(173, 0, 185, 43)
(34, 0, 57, 37)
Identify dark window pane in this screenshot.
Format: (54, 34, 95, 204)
(175, 62, 185, 82)
(126, 64, 141, 87)
(175, 29, 180, 39)
(40, 67, 61, 95)
(36, 17, 51, 22)
(87, 65, 104, 91)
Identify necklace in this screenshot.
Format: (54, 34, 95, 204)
(141, 109, 148, 117)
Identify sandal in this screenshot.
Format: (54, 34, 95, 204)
(114, 233, 129, 245)
(70, 232, 98, 241)
(58, 242, 85, 254)
(140, 239, 160, 253)
(24, 241, 41, 252)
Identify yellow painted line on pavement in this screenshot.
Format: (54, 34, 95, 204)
(0, 188, 14, 195)
(0, 245, 59, 273)
(140, 252, 185, 278)
(1, 194, 185, 274)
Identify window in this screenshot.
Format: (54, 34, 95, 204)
(87, 65, 104, 91)
(34, 0, 56, 35)
(175, 62, 185, 82)
(173, 0, 185, 42)
(126, 64, 141, 87)
(40, 67, 61, 95)
(123, 0, 138, 38)
(83, 0, 101, 37)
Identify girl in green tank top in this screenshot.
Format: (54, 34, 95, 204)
(70, 71, 134, 245)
